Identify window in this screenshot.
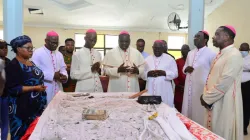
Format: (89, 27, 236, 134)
(167, 36, 185, 50)
(105, 35, 118, 49)
(74, 34, 85, 47)
(167, 36, 185, 59)
(168, 50, 182, 59)
(96, 49, 104, 59)
(94, 35, 105, 48)
(75, 34, 118, 56)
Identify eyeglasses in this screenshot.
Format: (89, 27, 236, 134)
(22, 46, 34, 51)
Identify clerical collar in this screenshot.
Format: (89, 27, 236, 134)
(220, 44, 234, 54)
(119, 47, 129, 52)
(43, 46, 55, 53)
(154, 53, 163, 58)
(197, 46, 206, 50)
(84, 46, 92, 50)
(123, 49, 128, 52)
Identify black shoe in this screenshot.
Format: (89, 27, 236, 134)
(244, 130, 248, 135)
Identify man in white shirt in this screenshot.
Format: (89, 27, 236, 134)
(70, 29, 103, 92)
(182, 30, 216, 126)
(239, 42, 250, 135)
(32, 31, 68, 104)
(144, 40, 178, 106)
(103, 31, 145, 92)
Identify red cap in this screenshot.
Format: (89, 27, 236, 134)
(86, 29, 96, 33)
(201, 30, 209, 36)
(47, 31, 59, 37)
(224, 25, 236, 35)
(119, 31, 129, 35)
(154, 40, 164, 43)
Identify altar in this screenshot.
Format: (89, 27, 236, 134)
(29, 92, 224, 140)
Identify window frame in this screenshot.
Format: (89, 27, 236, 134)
(74, 33, 118, 56)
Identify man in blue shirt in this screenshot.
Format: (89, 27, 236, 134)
(136, 39, 149, 59)
(136, 39, 148, 91)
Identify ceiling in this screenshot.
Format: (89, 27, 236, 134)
(2, 0, 225, 32)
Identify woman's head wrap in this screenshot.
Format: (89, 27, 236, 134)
(10, 35, 32, 53)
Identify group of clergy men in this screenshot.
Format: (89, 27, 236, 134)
(0, 24, 246, 140)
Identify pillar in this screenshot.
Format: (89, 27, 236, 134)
(188, 0, 205, 50)
(3, 0, 24, 59)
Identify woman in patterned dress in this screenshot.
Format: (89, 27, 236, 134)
(4, 35, 47, 140)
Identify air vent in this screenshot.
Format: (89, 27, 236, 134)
(50, 0, 92, 11)
(28, 8, 44, 15)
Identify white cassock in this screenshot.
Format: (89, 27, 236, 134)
(32, 46, 68, 104)
(70, 47, 103, 92)
(182, 46, 216, 126)
(103, 47, 144, 92)
(144, 54, 178, 107)
(203, 45, 243, 140)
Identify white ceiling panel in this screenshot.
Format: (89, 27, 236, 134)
(0, 0, 225, 32)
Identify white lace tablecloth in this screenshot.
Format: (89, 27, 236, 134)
(29, 92, 224, 140)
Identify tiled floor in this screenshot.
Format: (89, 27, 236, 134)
(245, 126, 250, 140)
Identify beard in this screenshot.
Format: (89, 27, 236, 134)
(66, 50, 73, 54)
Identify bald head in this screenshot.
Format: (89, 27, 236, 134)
(182, 44, 189, 50)
(239, 43, 249, 51)
(181, 44, 190, 59)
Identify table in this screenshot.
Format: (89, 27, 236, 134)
(30, 92, 224, 140)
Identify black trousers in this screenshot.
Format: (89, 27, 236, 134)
(241, 81, 250, 131)
(139, 79, 146, 91)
